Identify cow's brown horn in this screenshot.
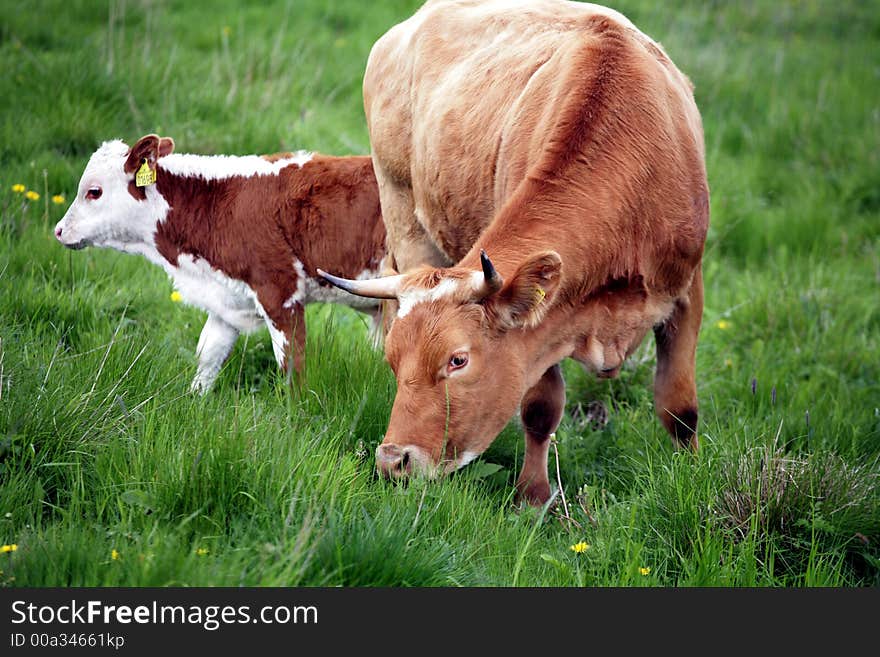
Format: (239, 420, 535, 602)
(475, 249, 504, 298)
(317, 269, 403, 299)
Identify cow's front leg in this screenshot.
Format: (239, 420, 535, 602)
(374, 163, 450, 274)
(373, 162, 451, 323)
(191, 313, 240, 394)
(515, 363, 566, 506)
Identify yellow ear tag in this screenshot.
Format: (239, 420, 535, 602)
(533, 286, 546, 305)
(135, 159, 156, 187)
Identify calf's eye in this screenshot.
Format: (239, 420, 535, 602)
(448, 353, 469, 371)
(86, 187, 102, 200)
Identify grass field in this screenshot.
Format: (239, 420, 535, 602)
(1, 0, 878, 587)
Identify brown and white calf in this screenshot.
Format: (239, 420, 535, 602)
(321, 0, 709, 504)
(55, 134, 386, 392)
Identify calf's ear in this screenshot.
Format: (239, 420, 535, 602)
(158, 137, 175, 157)
(124, 134, 161, 175)
(483, 251, 562, 330)
(124, 134, 173, 175)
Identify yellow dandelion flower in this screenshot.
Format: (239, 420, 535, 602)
(724, 358, 733, 368)
(111, 549, 120, 561)
(640, 567, 651, 576)
(222, 26, 231, 37)
(11, 184, 25, 193)
(52, 194, 65, 205)
(170, 291, 183, 303)
(569, 541, 590, 554)
(716, 319, 731, 330)
(25, 190, 40, 201)
(196, 547, 209, 556)
(1, 544, 18, 553)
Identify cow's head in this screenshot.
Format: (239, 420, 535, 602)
(54, 134, 174, 250)
(320, 250, 562, 478)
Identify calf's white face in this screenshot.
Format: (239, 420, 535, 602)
(54, 139, 168, 251)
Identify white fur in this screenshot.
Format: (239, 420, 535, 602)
(191, 314, 240, 393)
(158, 150, 312, 182)
(253, 299, 288, 368)
(456, 450, 479, 469)
(284, 259, 309, 309)
(171, 257, 288, 371)
(172, 255, 263, 332)
(55, 140, 170, 250)
(52, 139, 356, 392)
(397, 277, 459, 318)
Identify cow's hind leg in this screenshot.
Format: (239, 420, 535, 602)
(254, 283, 306, 388)
(191, 313, 239, 394)
(653, 265, 703, 450)
(288, 301, 307, 378)
(516, 364, 566, 506)
(271, 302, 306, 386)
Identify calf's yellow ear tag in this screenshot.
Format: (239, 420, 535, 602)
(135, 158, 156, 187)
(533, 286, 546, 305)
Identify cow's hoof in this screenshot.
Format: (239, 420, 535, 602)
(515, 480, 552, 508)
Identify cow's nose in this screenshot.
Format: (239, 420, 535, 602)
(375, 443, 410, 478)
(54, 226, 63, 238)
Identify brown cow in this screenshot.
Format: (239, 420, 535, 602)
(55, 135, 386, 392)
(320, 0, 709, 505)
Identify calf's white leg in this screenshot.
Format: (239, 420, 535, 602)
(190, 313, 240, 393)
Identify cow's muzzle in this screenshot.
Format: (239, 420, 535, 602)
(375, 443, 412, 478)
(55, 226, 89, 250)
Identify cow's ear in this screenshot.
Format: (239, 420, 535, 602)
(158, 136, 175, 157)
(124, 134, 161, 175)
(484, 251, 562, 330)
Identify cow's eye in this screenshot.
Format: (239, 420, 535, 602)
(86, 187, 102, 200)
(448, 353, 469, 371)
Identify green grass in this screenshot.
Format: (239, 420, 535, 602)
(1, 0, 878, 587)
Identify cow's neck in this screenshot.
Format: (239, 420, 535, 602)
(460, 211, 591, 295)
(457, 179, 654, 380)
(508, 279, 668, 392)
(508, 307, 587, 387)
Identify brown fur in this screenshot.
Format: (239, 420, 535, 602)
(133, 136, 385, 375)
(153, 154, 385, 283)
(360, 0, 709, 502)
(516, 363, 565, 504)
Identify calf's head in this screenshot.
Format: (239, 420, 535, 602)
(54, 134, 174, 250)
(320, 250, 562, 478)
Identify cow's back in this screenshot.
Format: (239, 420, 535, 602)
(364, 0, 702, 266)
